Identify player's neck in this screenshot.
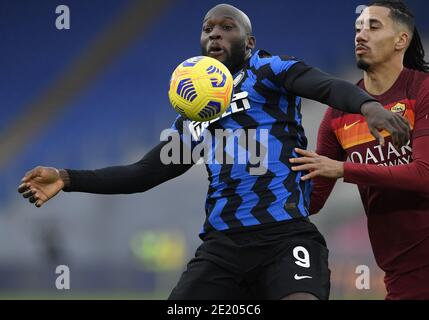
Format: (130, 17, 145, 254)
(363, 59, 404, 96)
(231, 52, 252, 75)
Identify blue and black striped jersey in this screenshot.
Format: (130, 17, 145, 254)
(172, 50, 312, 236)
(65, 50, 375, 234)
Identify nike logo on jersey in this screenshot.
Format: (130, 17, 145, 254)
(294, 274, 313, 280)
(344, 120, 361, 131)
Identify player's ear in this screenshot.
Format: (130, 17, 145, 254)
(246, 35, 256, 51)
(395, 31, 409, 51)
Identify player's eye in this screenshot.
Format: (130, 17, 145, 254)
(355, 28, 361, 34)
(223, 25, 233, 31)
(203, 26, 213, 33)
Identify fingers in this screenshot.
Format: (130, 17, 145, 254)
(22, 190, 34, 199)
(387, 116, 402, 148)
(29, 192, 44, 208)
(392, 115, 411, 148)
(386, 119, 405, 149)
(369, 115, 411, 149)
(289, 157, 315, 165)
(290, 162, 320, 181)
(294, 148, 317, 157)
(18, 183, 30, 194)
(19, 167, 47, 208)
(21, 166, 42, 183)
(300, 171, 319, 181)
(290, 149, 319, 170)
(29, 195, 37, 204)
(396, 113, 411, 129)
(291, 164, 315, 172)
(364, 104, 411, 148)
(389, 126, 401, 149)
(17, 183, 45, 208)
(380, 114, 411, 148)
(369, 126, 385, 146)
(22, 171, 35, 183)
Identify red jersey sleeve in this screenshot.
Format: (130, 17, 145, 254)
(310, 108, 348, 214)
(344, 135, 429, 194)
(413, 77, 429, 139)
(344, 76, 429, 194)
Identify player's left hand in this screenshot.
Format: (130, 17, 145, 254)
(361, 101, 411, 149)
(290, 148, 344, 181)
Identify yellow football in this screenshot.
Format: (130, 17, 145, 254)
(168, 56, 234, 122)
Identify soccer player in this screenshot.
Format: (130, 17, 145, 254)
(18, 4, 410, 300)
(290, 1, 429, 299)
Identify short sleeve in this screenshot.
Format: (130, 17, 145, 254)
(266, 55, 300, 88)
(254, 54, 300, 92)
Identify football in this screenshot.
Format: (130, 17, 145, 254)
(168, 56, 234, 122)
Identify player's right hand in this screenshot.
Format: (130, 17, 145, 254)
(17, 167, 65, 208)
(361, 101, 411, 149)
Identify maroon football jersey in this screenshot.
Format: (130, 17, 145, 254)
(314, 68, 429, 299)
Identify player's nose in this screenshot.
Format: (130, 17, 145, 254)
(209, 27, 222, 40)
(356, 29, 369, 43)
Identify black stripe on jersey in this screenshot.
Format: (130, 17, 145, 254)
(250, 65, 305, 220)
(203, 176, 218, 233)
(207, 114, 244, 229)
(228, 111, 277, 224)
(218, 165, 244, 230)
(249, 66, 305, 219)
(250, 170, 277, 224)
(283, 94, 307, 218)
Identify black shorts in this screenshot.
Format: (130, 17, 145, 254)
(169, 218, 330, 300)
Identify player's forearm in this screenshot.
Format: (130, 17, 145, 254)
(344, 160, 429, 194)
(285, 63, 376, 114)
(62, 142, 193, 195)
(63, 166, 161, 195)
(344, 135, 429, 194)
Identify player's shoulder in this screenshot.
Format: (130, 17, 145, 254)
(403, 68, 429, 97)
(405, 68, 429, 81)
(415, 69, 429, 92)
(249, 49, 300, 72)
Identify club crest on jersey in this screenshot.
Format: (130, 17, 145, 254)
(391, 103, 407, 116)
(189, 91, 250, 140)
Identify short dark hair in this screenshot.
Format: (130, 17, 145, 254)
(368, 0, 429, 72)
(369, 0, 414, 31)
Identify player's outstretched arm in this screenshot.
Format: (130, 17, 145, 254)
(290, 134, 429, 195)
(18, 141, 193, 208)
(284, 63, 411, 148)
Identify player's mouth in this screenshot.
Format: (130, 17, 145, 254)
(355, 44, 370, 54)
(208, 44, 226, 58)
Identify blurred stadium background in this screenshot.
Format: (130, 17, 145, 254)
(0, 0, 428, 300)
